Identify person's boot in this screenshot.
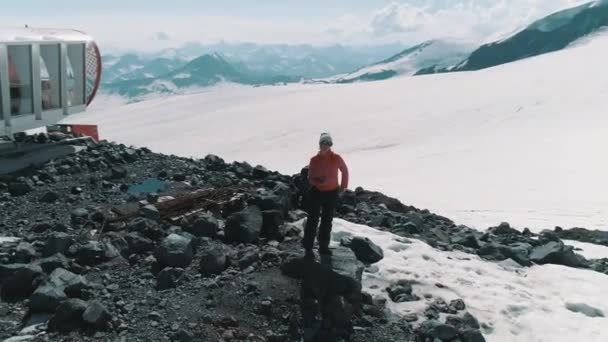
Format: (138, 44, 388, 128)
(304, 248, 315, 259)
(319, 245, 332, 256)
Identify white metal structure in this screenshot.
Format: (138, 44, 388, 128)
(0, 28, 101, 137)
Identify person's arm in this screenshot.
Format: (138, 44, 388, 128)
(338, 155, 349, 191)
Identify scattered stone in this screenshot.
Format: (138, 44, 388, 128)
(386, 280, 420, 303)
(529, 241, 588, 268)
(29, 284, 67, 312)
(450, 298, 466, 311)
(111, 166, 127, 179)
(35, 253, 70, 273)
(70, 208, 89, 224)
(8, 181, 34, 196)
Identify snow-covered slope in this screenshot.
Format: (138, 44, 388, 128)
(70, 33, 608, 232)
(331, 219, 608, 342)
(331, 40, 473, 83)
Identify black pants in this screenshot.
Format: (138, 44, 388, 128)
(303, 187, 339, 250)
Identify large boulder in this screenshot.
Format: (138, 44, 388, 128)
(347, 237, 384, 264)
(261, 210, 285, 241)
(225, 206, 263, 244)
(530, 241, 588, 268)
(155, 234, 194, 268)
(8, 180, 34, 196)
(1, 264, 44, 301)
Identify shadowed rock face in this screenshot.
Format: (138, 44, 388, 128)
(281, 247, 364, 341)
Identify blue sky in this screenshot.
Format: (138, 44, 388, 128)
(3, 0, 587, 51)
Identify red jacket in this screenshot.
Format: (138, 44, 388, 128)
(308, 150, 349, 191)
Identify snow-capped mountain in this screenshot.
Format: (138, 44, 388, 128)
(330, 40, 474, 83)
(101, 54, 188, 84)
(437, 0, 608, 73)
(102, 53, 299, 99)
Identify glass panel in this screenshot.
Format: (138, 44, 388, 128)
(7, 45, 33, 116)
(40, 44, 61, 111)
(67, 44, 85, 107)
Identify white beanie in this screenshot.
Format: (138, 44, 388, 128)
(319, 132, 333, 146)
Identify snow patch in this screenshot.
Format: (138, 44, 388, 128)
(330, 219, 608, 342)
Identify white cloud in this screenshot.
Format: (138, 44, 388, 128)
(347, 0, 590, 44)
(2, 0, 591, 51)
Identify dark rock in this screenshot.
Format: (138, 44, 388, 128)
(237, 248, 259, 270)
(29, 284, 67, 312)
(155, 234, 194, 268)
(139, 204, 160, 221)
(386, 280, 420, 303)
(172, 329, 195, 342)
(156, 267, 185, 290)
(73, 241, 120, 266)
(417, 319, 459, 340)
(8, 181, 34, 196)
(1, 264, 43, 301)
(35, 253, 70, 273)
(124, 232, 155, 254)
(261, 210, 285, 241)
(478, 243, 532, 266)
(349, 237, 384, 264)
(172, 173, 187, 181)
(111, 166, 127, 179)
(48, 268, 92, 298)
(70, 208, 89, 224)
(489, 222, 520, 235)
(404, 313, 418, 322)
(225, 206, 263, 244)
(565, 303, 604, 317)
(530, 241, 588, 268)
(147, 192, 160, 204)
(555, 227, 608, 247)
(44, 232, 74, 257)
(15, 241, 37, 262)
(186, 212, 219, 238)
(461, 329, 487, 342)
(447, 312, 481, 330)
(48, 298, 87, 332)
(452, 232, 481, 249)
(450, 298, 466, 311)
(82, 300, 112, 329)
(32, 222, 53, 232)
(199, 243, 229, 276)
(39, 191, 60, 203)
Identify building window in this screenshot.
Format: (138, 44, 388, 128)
(40, 44, 62, 111)
(67, 43, 85, 107)
(8, 45, 34, 116)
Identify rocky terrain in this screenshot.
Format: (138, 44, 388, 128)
(1, 136, 606, 342)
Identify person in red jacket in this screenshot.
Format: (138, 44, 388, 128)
(303, 132, 349, 257)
